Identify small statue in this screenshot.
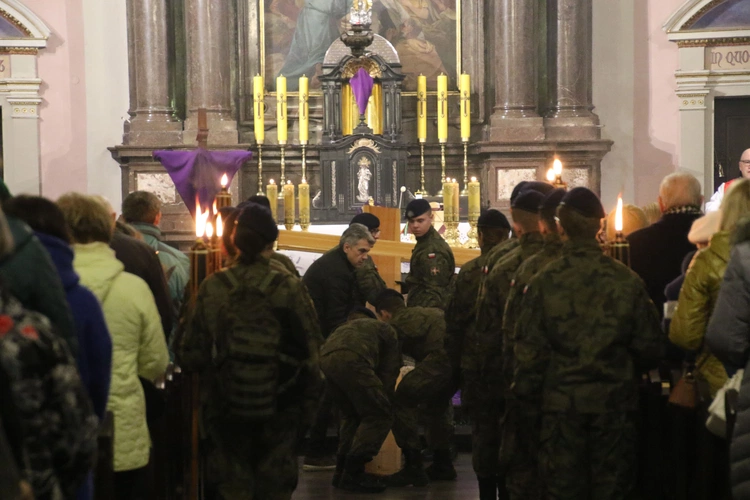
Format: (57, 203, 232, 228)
(356, 157, 372, 203)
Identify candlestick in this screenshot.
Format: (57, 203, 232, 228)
(279, 145, 287, 197)
(437, 73, 448, 143)
(299, 180, 310, 231)
(551, 158, 567, 189)
(460, 141, 469, 196)
(606, 195, 630, 267)
(266, 179, 278, 220)
(253, 74, 265, 143)
(257, 144, 264, 195)
(416, 142, 428, 196)
(466, 176, 480, 249)
(417, 74, 427, 142)
(283, 181, 295, 230)
(460, 73, 471, 141)
(299, 75, 309, 144)
(437, 143, 446, 196)
(215, 173, 232, 210)
(301, 144, 307, 185)
(277, 75, 287, 144)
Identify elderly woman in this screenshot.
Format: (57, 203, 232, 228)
(57, 193, 168, 500)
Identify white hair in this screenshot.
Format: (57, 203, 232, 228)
(659, 172, 702, 210)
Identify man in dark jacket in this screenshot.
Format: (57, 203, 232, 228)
(627, 172, 703, 318)
(350, 213, 387, 305)
(302, 223, 375, 469)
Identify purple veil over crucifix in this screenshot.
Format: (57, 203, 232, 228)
(350, 67, 374, 116)
(153, 149, 252, 216)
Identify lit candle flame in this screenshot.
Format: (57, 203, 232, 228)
(206, 221, 214, 239)
(270, 179, 275, 185)
(216, 213, 223, 238)
(615, 195, 623, 232)
(471, 176, 477, 182)
(546, 168, 555, 182)
(553, 158, 563, 176)
(195, 203, 210, 238)
(220, 173, 229, 188)
(212, 200, 218, 215)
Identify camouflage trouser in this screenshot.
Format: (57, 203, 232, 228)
(393, 351, 453, 451)
(539, 411, 637, 500)
(320, 351, 394, 460)
(500, 400, 543, 500)
(462, 370, 504, 479)
(204, 409, 302, 500)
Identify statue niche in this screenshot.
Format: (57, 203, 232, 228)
(313, 33, 408, 223)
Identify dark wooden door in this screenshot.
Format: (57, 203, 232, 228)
(714, 97, 750, 189)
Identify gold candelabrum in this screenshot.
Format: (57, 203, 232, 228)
(256, 144, 264, 195)
(301, 143, 307, 185)
(215, 186, 232, 211)
(605, 231, 631, 268)
(461, 141, 469, 196)
(416, 141, 428, 196)
(437, 143, 446, 196)
(444, 210, 460, 247)
(279, 144, 287, 198)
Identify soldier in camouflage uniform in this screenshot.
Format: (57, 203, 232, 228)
(512, 187, 663, 500)
(350, 213, 388, 304)
(403, 199, 455, 309)
(321, 307, 400, 493)
(471, 190, 546, 500)
(500, 188, 565, 500)
(374, 289, 456, 486)
(179, 204, 324, 500)
(244, 196, 301, 276)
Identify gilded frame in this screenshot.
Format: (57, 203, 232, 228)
(257, 0, 463, 95)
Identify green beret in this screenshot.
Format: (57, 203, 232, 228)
(560, 187, 605, 219)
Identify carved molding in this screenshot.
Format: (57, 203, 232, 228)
(678, 37, 750, 48)
(0, 7, 31, 36)
(348, 138, 381, 154)
(683, 0, 724, 30)
(342, 57, 382, 78)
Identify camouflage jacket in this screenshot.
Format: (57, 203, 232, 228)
(502, 234, 563, 391)
(444, 253, 486, 372)
(406, 226, 455, 309)
(270, 251, 300, 277)
(179, 257, 324, 425)
(355, 257, 387, 305)
(321, 318, 400, 392)
(513, 239, 664, 414)
(475, 232, 545, 360)
(0, 290, 98, 500)
(388, 306, 446, 362)
(473, 237, 519, 329)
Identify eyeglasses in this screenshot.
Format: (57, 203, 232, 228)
(741, 160, 750, 165)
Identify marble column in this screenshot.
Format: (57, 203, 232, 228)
(125, 0, 181, 145)
(545, 0, 600, 140)
(183, 0, 237, 145)
(489, 0, 544, 142)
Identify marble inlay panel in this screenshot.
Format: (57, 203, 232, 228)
(496, 168, 537, 201)
(137, 173, 177, 204)
(563, 168, 590, 189)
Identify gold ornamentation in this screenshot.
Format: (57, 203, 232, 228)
(683, 0, 724, 30)
(348, 138, 381, 154)
(0, 8, 33, 37)
(342, 57, 382, 78)
(678, 37, 750, 48)
(0, 47, 38, 55)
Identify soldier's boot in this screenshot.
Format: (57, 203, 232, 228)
(339, 456, 387, 493)
(478, 476, 498, 500)
(384, 449, 429, 487)
(332, 454, 346, 488)
(425, 449, 457, 481)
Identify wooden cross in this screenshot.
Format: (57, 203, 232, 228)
(196, 108, 209, 148)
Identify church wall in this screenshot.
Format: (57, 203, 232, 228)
(594, 0, 682, 209)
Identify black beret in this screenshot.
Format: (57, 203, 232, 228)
(510, 181, 529, 203)
(560, 187, 605, 219)
(539, 188, 566, 216)
(245, 195, 271, 210)
(405, 199, 431, 220)
(523, 181, 555, 197)
(511, 190, 545, 213)
(235, 202, 279, 245)
(477, 209, 511, 230)
(350, 212, 380, 231)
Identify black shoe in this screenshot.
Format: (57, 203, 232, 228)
(426, 449, 457, 481)
(332, 455, 346, 488)
(339, 471, 387, 493)
(478, 477, 498, 500)
(303, 455, 337, 471)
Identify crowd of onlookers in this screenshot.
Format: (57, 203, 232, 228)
(0, 185, 181, 500)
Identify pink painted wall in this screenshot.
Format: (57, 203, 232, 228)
(23, 0, 87, 198)
(633, 0, 683, 205)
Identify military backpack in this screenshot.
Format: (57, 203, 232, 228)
(213, 268, 302, 421)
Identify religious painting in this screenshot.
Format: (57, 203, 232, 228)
(261, 0, 459, 91)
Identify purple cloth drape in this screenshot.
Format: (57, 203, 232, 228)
(350, 68, 374, 116)
(153, 148, 252, 216)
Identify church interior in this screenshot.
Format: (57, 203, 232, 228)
(2, 0, 750, 499)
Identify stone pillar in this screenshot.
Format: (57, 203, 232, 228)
(183, 0, 237, 145)
(489, 0, 544, 142)
(125, 0, 181, 145)
(545, 0, 600, 140)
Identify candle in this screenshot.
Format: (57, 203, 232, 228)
(215, 173, 232, 210)
(417, 74, 427, 142)
(437, 73, 448, 143)
(452, 178, 459, 219)
(283, 181, 295, 227)
(298, 180, 310, 228)
(468, 176, 480, 217)
(299, 75, 309, 144)
(266, 179, 278, 220)
(546, 168, 555, 182)
(253, 74, 265, 143)
(443, 180, 454, 221)
(615, 195, 623, 233)
(277, 75, 287, 144)
(553, 158, 563, 178)
(460, 73, 471, 141)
